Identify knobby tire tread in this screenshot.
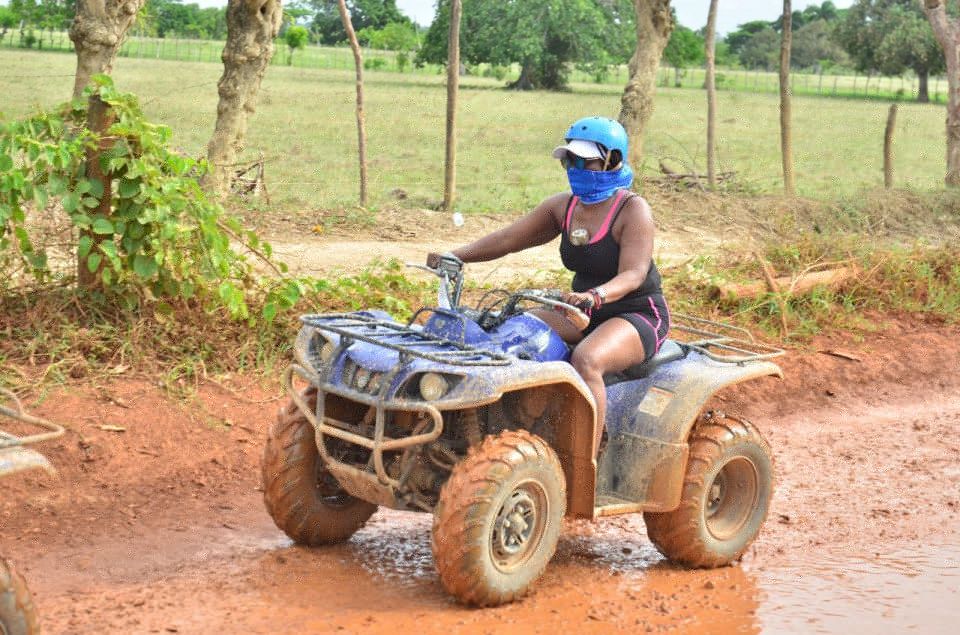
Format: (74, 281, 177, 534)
(431, 429, 566, 607)
(262, 388, 376, 546)
(644, 416, 773, 569)
(0, 559, 38, 635)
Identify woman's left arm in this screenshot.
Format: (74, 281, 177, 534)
(588, 197, 656, 304)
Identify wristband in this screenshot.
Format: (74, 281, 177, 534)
(588, 288, 604, 311)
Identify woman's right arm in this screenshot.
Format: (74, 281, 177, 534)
(449, 194, 566, 263)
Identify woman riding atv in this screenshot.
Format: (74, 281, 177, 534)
(428, 116, 670, 454)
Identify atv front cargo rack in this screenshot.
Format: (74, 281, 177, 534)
(300, 312, 513, 367)
(670, 313, 785, 363)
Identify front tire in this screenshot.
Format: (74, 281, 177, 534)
(431, 430, 566, 607)
(644, 414, 773, 568)
(0, 558, 38, 635)
(262, 389, 377, 545)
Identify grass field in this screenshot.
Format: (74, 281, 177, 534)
(0, 48, 949, 213)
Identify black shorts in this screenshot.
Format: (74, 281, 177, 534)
(585, 293, 670, 362)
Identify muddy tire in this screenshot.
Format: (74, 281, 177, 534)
(644, 415, 773, 568)
(431, 429, 566, 607)
(0, 559, 38, 635)
(262, 390, 377, 545)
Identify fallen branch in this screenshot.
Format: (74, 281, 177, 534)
(712, 265, 859, 300)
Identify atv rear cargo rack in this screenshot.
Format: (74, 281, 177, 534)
(670, 313, 785, 364)
(301, 312, 513, 367)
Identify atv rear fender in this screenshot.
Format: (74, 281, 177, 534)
(596, 351, 782, 516)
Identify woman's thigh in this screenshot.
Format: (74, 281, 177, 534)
(572, 317, 646, 373)
(529, 308, 585, 344)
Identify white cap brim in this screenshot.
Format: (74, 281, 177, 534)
(551, 139, 604, 160)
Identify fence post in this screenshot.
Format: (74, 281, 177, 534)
(884, 104, 897, 189)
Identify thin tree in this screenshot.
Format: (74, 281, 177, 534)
(705, 0, 719, 188)
(619, 0, 674, 168)
(207, 0, 282, 197)
(69, 0, 147, 100)
(922, 0, 960, 186)
(443, 0, 461, 211)
(338, 0, 368, 206)
(779, 0, 795, 196)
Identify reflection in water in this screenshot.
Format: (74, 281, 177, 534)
(757, 544, 960, 634)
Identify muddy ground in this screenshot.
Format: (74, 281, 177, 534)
(3, 214, 960, 634)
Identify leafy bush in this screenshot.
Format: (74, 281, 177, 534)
(0, 76, 307, 324)
(363, 57, 387, 71)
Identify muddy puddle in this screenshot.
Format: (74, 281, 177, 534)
(756, 543, 960, 634)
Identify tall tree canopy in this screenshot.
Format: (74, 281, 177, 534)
(835, 0, 944, 102)
(726, 1, 846, 70)
(417, 0, 634, 91)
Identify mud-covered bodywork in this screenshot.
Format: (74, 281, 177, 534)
(285, 303, 784, 520)
(285, 309, 599, 516)
(597, 347, 782, 514)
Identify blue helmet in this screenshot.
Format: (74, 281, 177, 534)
(564, 116, 629, 164)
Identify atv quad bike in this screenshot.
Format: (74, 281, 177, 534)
(262, 256, 784, 607)
(1, 389, 64, 635)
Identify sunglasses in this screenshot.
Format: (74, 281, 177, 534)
(560, 152, 588, 170)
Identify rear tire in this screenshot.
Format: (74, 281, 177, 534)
(262, 389, 377, 545)
(431, 429, 566, 607)
(0, 558, 38, 635)
(644, 415, 773, 568)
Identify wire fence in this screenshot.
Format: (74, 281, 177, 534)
(0, 29, 946, 104)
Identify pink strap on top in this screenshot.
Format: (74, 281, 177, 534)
(563, 189, 627, 239)
(587, 189, 627, 244)
(563, 196, 579, 231)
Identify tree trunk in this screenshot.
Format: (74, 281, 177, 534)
(69, 0, 147, 100)
(337, 0, 368, 207)
(918, 69, 930, 103)
(619, 0, 673, 168)
(779, 0, 795, 196)
(206, 0, 282, 197)
(884, 103, 897, 189)
(78, 94, 115, 289)
(443, 0, 462, 211)
(705, 0, 719, 188)
(923, 1, 960, 186)
(509, 62, 536, 90)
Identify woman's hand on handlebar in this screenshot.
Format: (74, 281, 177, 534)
(561, 291, 595, 313)
(426, 251, 463, 272)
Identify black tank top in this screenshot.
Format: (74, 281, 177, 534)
(558, 190, 662, 319)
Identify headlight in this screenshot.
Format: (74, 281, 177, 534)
(419, 373, 450, 401)
(319, 340, 337, 363)
(293, 328, 337, 367)
(293, 328, 313, 367)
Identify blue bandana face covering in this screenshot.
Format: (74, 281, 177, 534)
(566, 164, 634, 204)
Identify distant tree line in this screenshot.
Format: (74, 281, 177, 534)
(1, 0, 949, 102)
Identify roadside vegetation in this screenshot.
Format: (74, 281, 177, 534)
(1, 2, 959, 392)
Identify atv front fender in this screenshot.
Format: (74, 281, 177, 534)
(448, 360, 599, 519)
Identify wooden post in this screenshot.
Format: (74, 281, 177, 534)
(779, 0, 795, 196)
(443, 0, 462, 211)
(338, 0, 368, 207)
(78, 94, 114, 289)
(705, 0, 719, 188)
(884, 104, 898, 189)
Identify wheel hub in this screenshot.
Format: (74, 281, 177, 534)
(705, 456, 760, 541)
(491, 483, 547, 571)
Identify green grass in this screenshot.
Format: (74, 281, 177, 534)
(0, 48, 950, 213)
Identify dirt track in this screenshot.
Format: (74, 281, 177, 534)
(2, 318, 959, 634)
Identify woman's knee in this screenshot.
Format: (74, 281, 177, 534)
(570, 345, 603, 378)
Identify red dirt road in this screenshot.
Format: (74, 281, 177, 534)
(2, 322, 959, 634)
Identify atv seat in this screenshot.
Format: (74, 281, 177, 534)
(603, 339, 687, 386)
